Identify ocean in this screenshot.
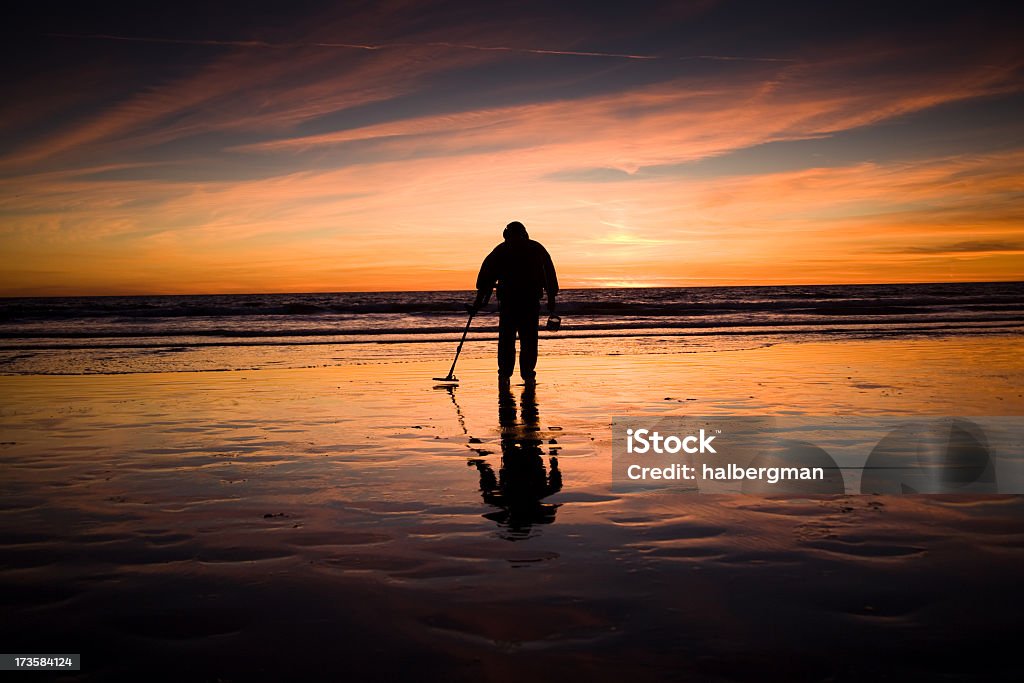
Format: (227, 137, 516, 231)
(1, 281, 1021, 374)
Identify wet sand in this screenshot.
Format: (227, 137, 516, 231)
(1, 336, 1023, 680)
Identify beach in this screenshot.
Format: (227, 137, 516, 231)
(2, 332, 1023, 680)
(6, 0, 1024, 676)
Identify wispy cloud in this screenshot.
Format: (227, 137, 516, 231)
(885, 241, 1024, 255)
(229, 48, 1022, 174)
(43, 31, 795, 62)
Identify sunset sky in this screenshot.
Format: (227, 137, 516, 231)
(2, 0, 1022, 295)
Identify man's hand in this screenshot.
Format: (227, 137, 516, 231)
(547, 298, 557, 313)
(469, 288, 491, 315)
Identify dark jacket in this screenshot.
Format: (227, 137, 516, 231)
(476, 238, 558, 306)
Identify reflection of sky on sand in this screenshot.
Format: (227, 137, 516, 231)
(1, 336, 1023, 677)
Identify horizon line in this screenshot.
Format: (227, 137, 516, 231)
(2, 279, 1022, 300)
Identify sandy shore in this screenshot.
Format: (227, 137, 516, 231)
(1, 335, 1023, 680)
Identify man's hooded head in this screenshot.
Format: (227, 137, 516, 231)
(503, 221, 529, 241)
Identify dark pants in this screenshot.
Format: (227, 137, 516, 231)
(498, 301, 539, 380)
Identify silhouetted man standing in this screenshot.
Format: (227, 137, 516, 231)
(470, 221, 558, 382)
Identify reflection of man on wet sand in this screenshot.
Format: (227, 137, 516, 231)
(470, 381, 562, 539)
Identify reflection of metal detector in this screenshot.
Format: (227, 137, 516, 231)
(433, 311, 474, 385)
(441, 383, 493, 458)
(440, 384, 468, 436)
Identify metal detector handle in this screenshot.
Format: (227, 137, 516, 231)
(443, 311, 474, 380)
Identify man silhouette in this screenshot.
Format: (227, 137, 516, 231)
(470, 221, 558, 382)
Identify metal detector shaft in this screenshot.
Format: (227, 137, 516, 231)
(443, 312, 475, 379)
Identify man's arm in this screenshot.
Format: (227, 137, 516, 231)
(541, 245, 558, 312)
(471, 248, 500, 311)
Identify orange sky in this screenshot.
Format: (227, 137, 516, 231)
(2, 2, 1022, 295)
